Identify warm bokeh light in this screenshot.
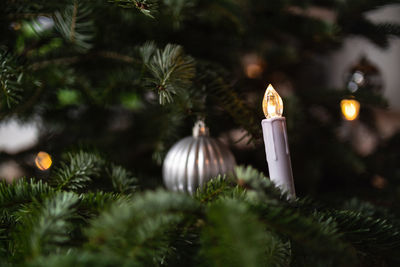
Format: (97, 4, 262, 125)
(340, 99, 360, 121)
(242, 53, 265, 79)
(245, 63, 263, 78)
(262, 84, 283, 119)
(35, 151, 52, 171)
(371, 175, 387, 189)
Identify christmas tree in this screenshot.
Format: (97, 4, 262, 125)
(1, 0, 400, 266)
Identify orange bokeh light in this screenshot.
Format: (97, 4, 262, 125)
(35, 151, 52, 171)
(340, 99, 360, 121)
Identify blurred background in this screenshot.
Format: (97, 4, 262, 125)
(1, 0, 399, 207)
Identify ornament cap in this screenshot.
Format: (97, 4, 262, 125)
(193, 120, 209, 137)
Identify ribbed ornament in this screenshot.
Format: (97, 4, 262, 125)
(162, 121, 236, 194)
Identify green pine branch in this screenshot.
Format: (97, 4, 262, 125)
(196, 167, 355, 265)
(199, 67, 261, 140)
(0, 179, 54, 259)
(86, 190, 199, 265)
(151, 106, 185, 164)
(0, 160, 399, 265)
(78, 192, 121, 219)
(163, 0, 196, 28)
(0, 178, 54, 213)
(0, 49, 24, 108)
(109, 0, 195, 22)
(109, 0, 159, 18)
(26, 251, 125, 267)
(257, 205, 355, 265)
(51, 151, 104, 191)
(200, 198, 290, 267)
(331, 210, 400, 254)
(140, 42, 195, 105)
(1, 1, 63, 18)
(12, 192, 79, 260)
(234, 165, 287, 202)
(53, 0, 94, 52)
(195, 175, 245, 203)
(107, 164, 138, 194)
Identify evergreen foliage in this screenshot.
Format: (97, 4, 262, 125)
(1, 158, 399, 266)
(0, 178, 54, 213)
(110, 0, 159, 18)
(13, 192, 79, 260)
(200, 198, 290, 267)
(1, 0, 400, 266)
(108, 164, 138, 193)
(53, 1, 94, 52)
(51, 151, 104, 191)
(140, 42, 195, 104)
(0, 49, 23, 108)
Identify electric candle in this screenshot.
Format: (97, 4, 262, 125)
(261, 84, 296, 198)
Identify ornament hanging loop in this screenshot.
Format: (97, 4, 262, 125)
(193, 119, 209, 137)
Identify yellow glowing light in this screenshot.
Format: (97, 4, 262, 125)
(35, 151, 52, 171)
(340, 99, 360, 121)
(262, 84, 283, 119)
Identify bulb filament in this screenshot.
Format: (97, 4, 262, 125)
(262, 84, 283, 119)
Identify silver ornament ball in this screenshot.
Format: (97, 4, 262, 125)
(163, 120, 236, 194)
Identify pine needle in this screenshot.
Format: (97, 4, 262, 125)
(140, 42, 195, 105)
(0, 49, 23, 108)
(51, 151, 104, 191)
(12, 192, 79, 259)
(53, 0, 94, 52)
(86, 190, 199, 265)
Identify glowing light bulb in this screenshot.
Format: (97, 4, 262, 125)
(262, 84, 283, 119)
(340, 99, 360, 121)
(35, 151, 52, 171)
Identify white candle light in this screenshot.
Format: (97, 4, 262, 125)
(261, 84, 296, 198)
